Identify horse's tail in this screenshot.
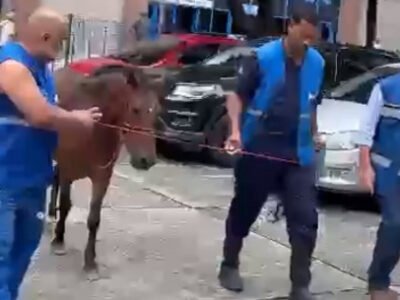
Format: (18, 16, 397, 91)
(48, 164, 60, 220)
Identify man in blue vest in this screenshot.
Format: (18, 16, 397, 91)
(218, 5, 324, 300)
(0, 7, 102, 300)
(356, 75, 400, 299)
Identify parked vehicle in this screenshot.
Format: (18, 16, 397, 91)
(158, 43, 400, 166)
(158, 62, 400, 193)
(113, 33, 241, 68)
(316, 63, 400, 193)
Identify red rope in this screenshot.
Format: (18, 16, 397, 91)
(96, 122, 299, 165)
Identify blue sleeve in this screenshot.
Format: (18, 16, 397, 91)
(353, 83, 384, 147)
(235, 54, 260, 103)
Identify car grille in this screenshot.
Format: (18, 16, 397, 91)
(160, 96, 224, 132)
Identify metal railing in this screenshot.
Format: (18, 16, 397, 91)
(53, 14, 123, 70)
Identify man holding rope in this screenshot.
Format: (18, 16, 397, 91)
(0, 7, 101, 300)
(355, 68, 400, 299)
(218, 4, 324, 300)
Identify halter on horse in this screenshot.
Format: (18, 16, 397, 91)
(48, 58, 159, 276)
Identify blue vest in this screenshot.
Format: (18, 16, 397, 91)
(0, 42, 58, 189)
(241, 39, 325, 166)
(371, 73, 400, 193)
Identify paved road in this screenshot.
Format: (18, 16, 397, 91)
(21, 155, 400, 299)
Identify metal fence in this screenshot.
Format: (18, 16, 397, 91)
(53, 14, 123, 69)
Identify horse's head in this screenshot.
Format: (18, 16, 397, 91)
(119, 67, 160, 170)
(72, 64, 160, 170)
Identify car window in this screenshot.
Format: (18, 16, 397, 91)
(204, 47, 254, 65)
(327, 66, 400, 104)
(338, 49, 400, 83)
(178, 44, 222, 65)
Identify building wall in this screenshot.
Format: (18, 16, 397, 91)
(337, 0, 367, 46)
(120, 0, 148, 49)
(42, 0, 123, 20)
(377, 0, 400, 50)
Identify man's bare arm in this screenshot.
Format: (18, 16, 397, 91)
(226, 92, 243, 135)
(311, 110, 318, 136)
(0, 60, 100, 132)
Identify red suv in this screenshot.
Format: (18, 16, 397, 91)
(109, 33, 241, 68)
(148, 33, 241, 67)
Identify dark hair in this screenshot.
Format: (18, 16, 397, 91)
(290, 3, 319, 27)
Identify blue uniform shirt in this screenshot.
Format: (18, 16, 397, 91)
(0, 42, 58, 190)
(353, 83, 383, 147)
(237, 53, 322, 160)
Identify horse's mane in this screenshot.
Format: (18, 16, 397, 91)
(109, 36, 181, 65)
(91, 64, 151, 90)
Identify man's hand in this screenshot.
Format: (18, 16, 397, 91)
(225, 130, 242, 155)
(313, 134, 325, 151)
(359, 163, 375, 194)
(70, 107, 103, 130)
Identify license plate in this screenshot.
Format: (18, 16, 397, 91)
(327, 168, 350, 178)
(171, 117, 192, 127)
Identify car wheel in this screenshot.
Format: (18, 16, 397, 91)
(206, 115, 238, 168)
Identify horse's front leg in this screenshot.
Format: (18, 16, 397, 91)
(51, 181, 72, 255)
(84, 175, 111, 275)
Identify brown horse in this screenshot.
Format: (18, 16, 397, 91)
(47, 59, 159, 276)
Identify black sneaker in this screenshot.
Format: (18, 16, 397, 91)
(218, 264, 244, 292)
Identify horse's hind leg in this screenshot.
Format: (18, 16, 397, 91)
(51, 181, 72, 256)
(84, 176, 110, 275)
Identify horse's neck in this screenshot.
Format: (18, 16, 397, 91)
(93, 124, 121, 161)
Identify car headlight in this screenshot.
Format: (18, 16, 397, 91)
(322, 131, 358, 150)
(170, 84, 223, 100)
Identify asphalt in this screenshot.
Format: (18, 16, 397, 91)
(21, 155, 400, 299)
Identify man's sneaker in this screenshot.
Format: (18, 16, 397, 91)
(218, 264, 243, 292)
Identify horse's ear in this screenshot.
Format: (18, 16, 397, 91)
(126, 67, 147, 88)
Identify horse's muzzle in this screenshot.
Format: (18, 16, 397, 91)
(130, 157, 156, 170)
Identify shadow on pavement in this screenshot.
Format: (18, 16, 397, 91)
(318, 191, 379, 214)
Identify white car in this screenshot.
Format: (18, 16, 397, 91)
(316, 63, 400, 193)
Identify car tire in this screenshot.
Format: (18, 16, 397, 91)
(206, 115, 238, 168)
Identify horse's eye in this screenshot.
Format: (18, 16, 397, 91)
(133, 108, 140, 115)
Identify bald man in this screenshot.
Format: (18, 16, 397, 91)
(0, 7, 102, 300)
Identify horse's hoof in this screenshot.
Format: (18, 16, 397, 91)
(50, 241, 67, 256)
(84, 266, 100, 282)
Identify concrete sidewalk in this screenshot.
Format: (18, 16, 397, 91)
(22, 174, 367, 299)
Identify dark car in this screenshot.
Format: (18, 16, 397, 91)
(157, 42, 400, 166)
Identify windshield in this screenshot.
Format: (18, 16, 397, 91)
(203, 47, 254, 65)
(327, 66, 400, 104)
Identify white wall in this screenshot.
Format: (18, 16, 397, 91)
(42, 0, 123, 21)
(377, 0, 400, 50)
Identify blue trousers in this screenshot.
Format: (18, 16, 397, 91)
(368, 164, 400, 291)
(0, 188, 46, 300)
(226, 155, 318, 287)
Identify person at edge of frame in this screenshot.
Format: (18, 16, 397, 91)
(218, 4, 325, 300)
(0, 7, 102, 300)
(354, 65, 400, 298)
